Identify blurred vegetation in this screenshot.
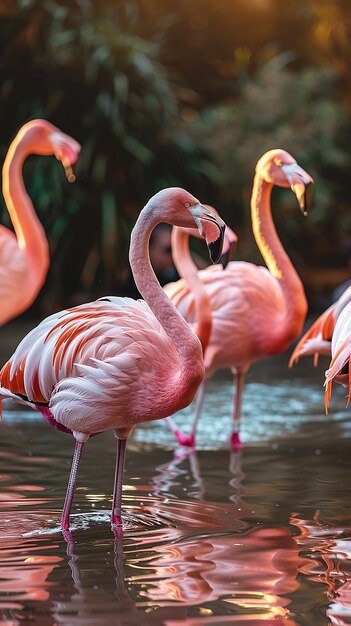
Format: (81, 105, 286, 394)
(0, 0, 350, 316)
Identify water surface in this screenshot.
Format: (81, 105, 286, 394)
(0, 325, 350, 625)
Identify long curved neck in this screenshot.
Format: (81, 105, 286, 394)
(251, 174, 307, 341)
(172, 227, 212, 352)
(2, 129, 49, 279)
(129, 208, 204, 396)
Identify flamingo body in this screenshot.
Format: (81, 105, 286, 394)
(166, 261, 293, 376)
(0, 297, 202, 437)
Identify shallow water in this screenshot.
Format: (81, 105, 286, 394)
(0, 325, 351, 625)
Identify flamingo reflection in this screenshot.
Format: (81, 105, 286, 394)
(53, 526, 302, 626)
(291, 511, 351, 625)
(126, 525, 302, 622)
(51, 533, 188, 626)
(0, 534, 62, 621)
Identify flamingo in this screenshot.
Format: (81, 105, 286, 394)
(289, 285, 351, 367)
(163, 150, 313, 449)
(324, 297, 351, 412)
(0, 119, 81, 325)
(0, 188, 226, 530)
(164, 214, 237, 444)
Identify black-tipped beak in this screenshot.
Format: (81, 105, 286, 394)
(281, 163, 314, 216)
(208, 223, 226, 263)
(297, 181, 314, 215)
(220, 239, 236, 268)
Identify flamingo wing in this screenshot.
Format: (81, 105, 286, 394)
(289, 304, 337, 367)
(325, 300, 351, 412)
(290, 285, 351, 367)
(0, 297, 182, 436)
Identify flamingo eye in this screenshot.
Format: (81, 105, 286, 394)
(275, 159, 283, 167)
(184, 202, 191, 208)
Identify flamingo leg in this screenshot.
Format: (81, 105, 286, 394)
(230, 371, 245, 451)
(166, 379, 207, 447)
(61, 439, 84, 530)
(188, 379, 207, 443)
(111, 437, 127, 528)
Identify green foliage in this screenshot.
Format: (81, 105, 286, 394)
(0, 0, 208, 311)
(1, 0, 351, 314)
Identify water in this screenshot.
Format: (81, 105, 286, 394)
(0, 323, 351, 625)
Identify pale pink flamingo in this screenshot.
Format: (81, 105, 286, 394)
(325, 297, 351, 411)
(1, 119, 81, 325)
(164, 214, 237, 444)
(164, 150, 313, 449)
(0, 188, 226, 530)
(289, 285, 351, 367)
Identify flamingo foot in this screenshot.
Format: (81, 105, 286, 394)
(230, 431, 242, 452)
(175, 429, 195, 447)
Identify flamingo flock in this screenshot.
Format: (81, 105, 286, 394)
(0, 119, 349, 531)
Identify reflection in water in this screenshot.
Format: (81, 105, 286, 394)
(1, 353, 351, 624)
(0, 534, 62, 624)
(50, 523, 302, 626)
(50, 533, 189, 626)
(127, 526, 301, 618)
(292, 512, 351, 625)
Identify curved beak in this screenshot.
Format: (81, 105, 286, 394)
(220, 226, 237, 268)
(281, 163, 314, 215)
(50, 132, 81, 183)
(193, 205, 226, 263)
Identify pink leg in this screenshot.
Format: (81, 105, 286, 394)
(166, 380, 207, 447)
(230, 371, 245, 451)
(111, 438, 127, 528)
(61, 439, 84, 530)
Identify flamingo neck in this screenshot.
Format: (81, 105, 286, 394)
(251, 174, 307, 342)
(2, 128, 49, 280)
(129, 208, 204, 398)
(171, 227, 212, 352)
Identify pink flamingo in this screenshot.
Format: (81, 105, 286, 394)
(164, 214, 237, 444)
(325, 297, 351, 411)
(0, 188, 226, 530)
(1, 119, 81, 325)
(289, 285, 351, 367)
(164, 150, 313, 449)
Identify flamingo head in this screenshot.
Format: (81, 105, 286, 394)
(255, 149, 314, 215)
(149, 188, 226, 263)
(21, 119, 81, 183)
(172, 203, 237, 268)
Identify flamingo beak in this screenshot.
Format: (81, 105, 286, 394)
(50, 132, 81, 183)
(208, 222, 226, 263)
(191, 203, 226, 263)
(281, 163, 314, 215)
(220, 227, 237, 268)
